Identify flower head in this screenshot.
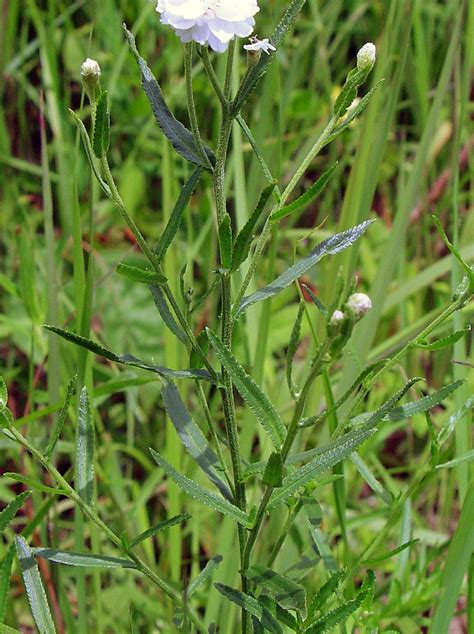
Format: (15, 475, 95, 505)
(346, 292, 372, 319)
(329, 310, 345, 326)
(244, 36, 276, 55)
(356, 43, 376, 71)
(156, 0, 260, 53)
(81, 58, 101, 78)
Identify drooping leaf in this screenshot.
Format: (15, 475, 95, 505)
(75, 387, 94, 505)
(0, 491, 31, 534)
(232, 0, 307, 115)
(154, 167, 203, 263)
(232, 182, 277, 272)
(92, 90, 110, 158)
(269, 426, 375, 508)
(44, 376, 76, 459)
(235, 220, 374, 317)
(414, 326, 471, 351)
(148, 284, 187, 345)
(187, 555, 223, 597)
(69, 110, 111, 197)
(207, 328, 286, 449)
(300, 284, 327, 314)
(150, 449, 249, 526)
(32, 548, 137, 569)
(218, 215, 233, 270)
(14, 536, 56, 634)
(161, 381, 232, 500)
(44, 325, 212, 382)
(129, 514, 191, 548)
(244, 565, 306, 616)
(262, 452, 284, 488)
(270, 164, 338, 223)
(214, 584, 283, 633)
(286, 301, 305, 399)
(116, 263, 167, 285)
(124, 27, 215, 169)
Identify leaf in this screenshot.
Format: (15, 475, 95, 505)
(436, 450, 474, 470)
(154, 167, 203, 263)
(150, 449, 249, 526)
(244, 565, 306, 616)
(149, 284, 187, 344)
(207, 328, 286, 449)
(437, 395, 474, 447)
(232, 0, 307, 115)
(0, 491, 31, 534)
(3, 474, 67, 496)
(14, 536, 56, 634)
(300, 284, 327, 314)
(269, 426, 375, 508)
(69, 110, 111, 197)
(270, 164, 338, 223)
(362, 539, 419, 565)
(31, 549, 137, 569)
(262, 452, 284, 488)
(130, 513, 191, 548)
(161, 381, 232, 500)
(0, 548, 15, 623)
(75, 387, 94, 505)
(0, 375, 7, 409)
(432, 215, 474, 285)
(334, 65, 372, 118)
(92, 90, 110, 158)
(214, 584, 282, 633)
(44, 376, 76, 459)
(232, 182, 277, 272)
(305, 587, 369, 633)
(286, 301, 305, 399)
(124, 27, 215, 169)
(187, 555, 223, 597)
(44, 325, 212, 382)
(414, 326, 471, 351)
(116, 263, 167, 285)
(307, 570, 345, 622)
(235, 220, 374, 317)
(218, 215, 233, 270)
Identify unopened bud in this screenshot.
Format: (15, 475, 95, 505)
(81, 58, 101, 102)
(346, 293, 372, 320)
(81, 58, 101, 78)
(329, 310, 345, 326)
(357, 43, 376, 71)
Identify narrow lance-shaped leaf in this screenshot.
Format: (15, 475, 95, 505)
(69, 110, 111, 197)
(116, 263, 167, 285)
(154, 167, 203, 263)
(150, 449, 250, 527)
(232, 181, 277, 272)
(235, 220, 374, 317)
(187, 555, 223, 597)
(76, 387, 94, 505)
(286, 300, 305, 399)
(305, 580, 371, 633)
(0, 491, 31, 534)
(0, 547, 15, 622)
(14, 536, 56, 634)
(218, 215, 233, 270)
(4, 474, 67, 496)
(44, 325, 212, 382)
(148, 284, 187, 344)
(414, 326, 471, 351)
(92, 90, 110, 158)
(214, 584, 283, 634)
(262, 452, 283, 488)
(244, 565, 307, 616)
(44, 376, 76, 459)
(124, 26, 215, 169)
(207, 328, 286, 449)
(130, 514, 191, 548)
(0, 375, 7, 409)
(161, 381, 232, 500)
(31, 549, 137, 570)
(307, 570, 345, 622)
(270, 164, 338, 223)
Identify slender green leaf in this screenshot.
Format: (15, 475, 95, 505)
(270, 164, 338, 223)
(124, 27, 215, 168)
(69, 110, 111, 197)
(116, 263, 167, 285)
(14, 536, 56, 634)
(149, 284, 187, 344)
(154, 167, 203, 263)
(301, 284, 327, 314)
(150, 449, 249, 526)
(130, 513, 191, 548)
(32, 549, 137, 569)
(286, 301, 305, 399)
(44, 325, 212, 381)
(232, 182, 277, 272)
(0, 624, 20, 634)
(214, 584, 282, 633)
(432, 215, 474, 284)
(0, 548, 15, 622)
(307, 570, 345, 622)
(187, 555, 223, 597)
(0, 376, 7, 409)
(262, 452, 284, 488)
(0, 491, 31, 534)
(3, 474, 67, 496)
(350, 451, 393, 504)
(218, 215, 233, 270)
(44, 376, 76, 459)
(436, 450, 474, 470)
(161, 381, 232, 500)
(236, 220, 374, 317)
(305, 591, 367, 633)
(437, 395, 474, 447)
(334, 64, 372, 118)
(362, 539, 419, 565)
(232, 0, 307, 115)
(92, 90, 110, 158)
(244, 565, 306, 616)
(414, 326, 471, 351)
(76, 387, 94, 505)
(207, 328, 286, 448)
(269, 427, 375, 508)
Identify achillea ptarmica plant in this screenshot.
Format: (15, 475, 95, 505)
(80, 58, 101, 100)
(346, 292, 372, 320)
(156, 0, 260, 53)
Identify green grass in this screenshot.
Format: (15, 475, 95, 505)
(0, 1, 473, 632)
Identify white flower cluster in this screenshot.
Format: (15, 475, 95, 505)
(156, 0, 260, 53)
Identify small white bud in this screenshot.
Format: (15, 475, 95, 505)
(347, 293, 372, 319)
(357, 43, 376, 71)
(329, 310, 345, 326)
(81, 58, 101, 78)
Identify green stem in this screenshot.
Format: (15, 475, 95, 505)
(184, 44, 213, 170)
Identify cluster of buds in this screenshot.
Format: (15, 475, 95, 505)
(328, 292, 372, 335)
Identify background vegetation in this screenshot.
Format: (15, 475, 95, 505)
(0, 0, 472, 632)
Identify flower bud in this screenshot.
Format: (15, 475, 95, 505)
(329, 310, 345, 326)
(81, 58, 101, 101)
(356, 43, 376, 71)
(346, 293, 372, 320)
